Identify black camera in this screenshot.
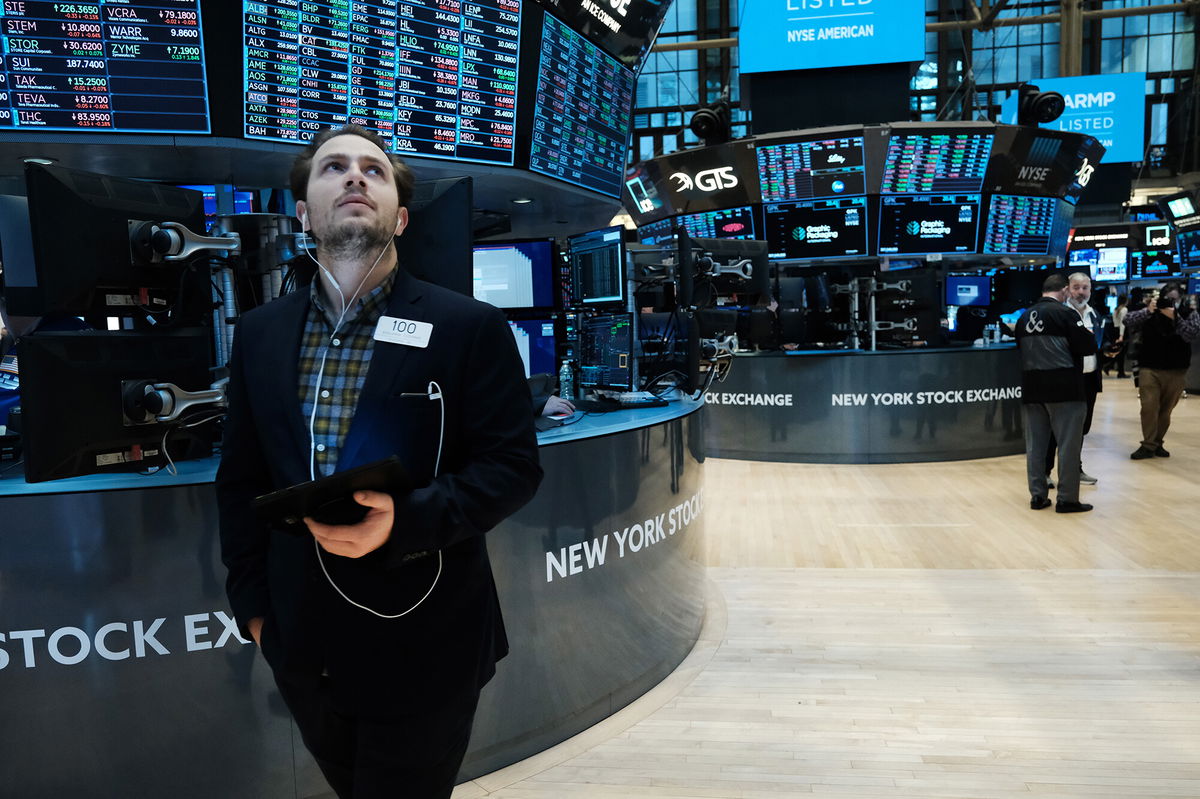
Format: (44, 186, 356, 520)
(1158, 295, 1176, 310)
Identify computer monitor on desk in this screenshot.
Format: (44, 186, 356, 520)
(578, 312, 634, 393)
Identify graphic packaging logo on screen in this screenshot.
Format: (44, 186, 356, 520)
(739, 0, 925, 74)
(1000, 73, 1146, 163)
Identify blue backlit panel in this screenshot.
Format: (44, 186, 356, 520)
(1, 1, 210, 132)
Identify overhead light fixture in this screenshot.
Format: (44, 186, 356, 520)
(511, 197, 534, 204)
(22, 157, 56, 165)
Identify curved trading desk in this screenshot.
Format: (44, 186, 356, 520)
(0, 398, 705, 797)
(704, 345, 1024, 464)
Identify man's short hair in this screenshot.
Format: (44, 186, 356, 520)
(1160, 281, 1184, 297)
(1042, 274, 1069, 293)
(1067, 271, 1091, 284)
(289, 124, 414, 209)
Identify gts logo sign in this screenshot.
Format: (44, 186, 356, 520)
(670, 167, 738, 193)
(1019, 166, 1051, 182)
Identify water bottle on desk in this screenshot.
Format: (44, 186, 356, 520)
(558, 360, 575, 401)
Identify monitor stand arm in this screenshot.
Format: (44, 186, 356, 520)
(122, 377, 228, 425)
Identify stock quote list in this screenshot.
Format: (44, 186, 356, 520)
(0, 1, 209, 132)
(528, 10, 633, 196)
(244, 0, 520, 165)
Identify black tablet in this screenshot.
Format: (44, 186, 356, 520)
(252, 456, 411, 534)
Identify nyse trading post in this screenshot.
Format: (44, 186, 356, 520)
(528, 10, 634, 197)
(881, 132, 993, 194)
(243, 0, 520, 165)
(756, 135, 866, 203)
(878, 194, 981, 255)
(764, 197, 868, 259)
(1, 1, 209, 132)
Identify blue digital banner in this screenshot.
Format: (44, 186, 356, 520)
(739, 0, 925, 74)
(1000, 73, 1146, 163)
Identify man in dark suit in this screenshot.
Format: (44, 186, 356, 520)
(217, 125, 543, 798)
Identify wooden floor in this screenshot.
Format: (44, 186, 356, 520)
(457, 378, 1200, 798)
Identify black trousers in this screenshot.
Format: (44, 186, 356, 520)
(276, 674, 480, 799)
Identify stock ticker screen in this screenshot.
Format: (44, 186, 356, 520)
(678, 206, 757, 240)
(756, 135, 866, 203)
(243, 0, 521, 164)
(982, 195, 1058, 255)
(0, 1, 210, 132)
(528, 10, 634, 197)
(881, 132, 993, 194)
(763, 197, 868, 260)
(877, 194, 981, 255)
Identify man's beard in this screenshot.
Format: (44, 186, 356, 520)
(317, 216, 395, 259)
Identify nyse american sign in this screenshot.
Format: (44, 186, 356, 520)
(1001, 73, 1146, 163)
(740, 0, 925, 74)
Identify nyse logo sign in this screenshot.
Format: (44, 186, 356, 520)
(669, 167, 738, 194)
(1018, 166, 1051, 183)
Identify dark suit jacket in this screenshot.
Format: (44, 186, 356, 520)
(217, 267, 543, 715)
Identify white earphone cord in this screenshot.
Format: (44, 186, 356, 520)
(306, 239, 444, 620)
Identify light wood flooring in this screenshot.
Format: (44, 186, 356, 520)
(457, 378, 1200, 798)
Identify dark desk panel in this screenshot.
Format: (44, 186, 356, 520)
(0, 404, 705, 797)
(704, 347, 1025, 463)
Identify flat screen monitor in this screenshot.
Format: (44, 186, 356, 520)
(1187, 277, 1200, 294)
(982, 195, 1058, 255)
(528, 10, 634, 197)
(1178, 229, 1200, 272)
(178, 185, 255, 221)
(566, 225, 626, 307)
(506, 317, 557, 378)
(637, 218, 674, 245)
(243, 1, 521, 163)
(1166, 194, 1196, 218)
(763, 197, 868, 259)
(945, 274, 991, 307)
(578, 311, 634, 392)
(881, 131, 993, 194)
(1, 2, 210, 133)
(678, 207, 757, 240)
(1070, 247, 1128, 282)
(17, 329, 216, 483)
(0, 163, 207, 320)
(756, 133, 867, 203)
(395, 177, 473, 297)
(1130, 250, 1181, 281)
(1160, 191, 1200, 228)
(877, 194, 981, 255)
(472, 239, 556, 309)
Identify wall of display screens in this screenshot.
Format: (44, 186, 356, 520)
(528, 10, 633, 197)
(1, 1, 210, 132)
(242, 0, 521, 164)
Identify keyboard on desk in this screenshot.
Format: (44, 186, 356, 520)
(573, 392, 669, 412)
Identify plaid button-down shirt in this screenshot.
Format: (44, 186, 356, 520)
(298, 269, 396, 477)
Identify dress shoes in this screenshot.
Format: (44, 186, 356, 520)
(1055, 500, 1094, 514)
(1030, 496, 1052, 510)
(1130, 446, 1155, 460)
(1154, 446, 1170, 458)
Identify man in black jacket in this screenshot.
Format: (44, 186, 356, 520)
(1015, 274, 1097, 513)
(1124, 282, 1200, 459)
(217, 125, 543, 798)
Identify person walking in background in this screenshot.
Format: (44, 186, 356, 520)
(1110, 293, 1129, 378)
(1015, 274, 1097, 513)
(1124, 282, 1199, 460)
